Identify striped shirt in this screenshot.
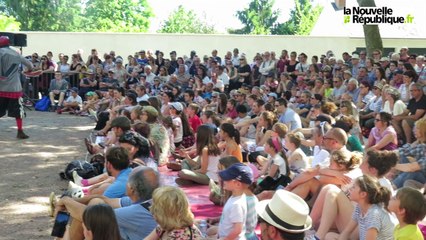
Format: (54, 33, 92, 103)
(352, 204, 395, 240)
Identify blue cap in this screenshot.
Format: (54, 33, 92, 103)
(70, 87, 78, 93)
(218, 163, 253, 184)
(394, 69, 403, 74)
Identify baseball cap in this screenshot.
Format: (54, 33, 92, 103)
(351, 54, 360, 60)
(268, 92, 278, 99)
(110, 116, 131, 128)
(143, 106, 158, 118)
(169, 102, 183, 112)
(70, 87, 78, 93)
(218, 163, 253, 185)
(343, 70, 352, 76)
(374, 82, 384, 90)
(86, 91, 95, 96)
(115, 58, 123, 63)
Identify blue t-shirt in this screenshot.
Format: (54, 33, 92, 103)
(278, 108, 302, 131)
(103, 168, 132, 198)
(115, 199, 157, 240)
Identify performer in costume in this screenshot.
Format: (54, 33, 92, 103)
(0, 36, 33, 139)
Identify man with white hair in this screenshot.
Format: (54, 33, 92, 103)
(144, 65, 156, 85)
(345, 78, 361, 103)
(259, 51, 276, 85)
(399, 46, 410, 62)
(350, 53, 361, 78)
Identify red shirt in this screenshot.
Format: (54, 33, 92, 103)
(189, 115, 202, 132)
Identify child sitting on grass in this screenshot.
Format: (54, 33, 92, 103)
(388, 187, 426, 240)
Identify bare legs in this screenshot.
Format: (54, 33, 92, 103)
(310, 185, 354, 239)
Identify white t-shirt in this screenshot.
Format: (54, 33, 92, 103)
(65, 95, 83, 105)
(382, 100, 407, 116)
(311, 146, 330, 168)
(218, 72, 230, 86)
(218, 194, 247, 240)
(341, 168, 363, 195)
(287, 148, 308, 172)
(172, 116, 183, 143)
(214, 80, 224, 90)
(295, 62, 310, 73)
(202, 76, 212, 85)
(271, 154, 287, 177)
(136, 94, 149, 103)
(206, 155, 220, 182)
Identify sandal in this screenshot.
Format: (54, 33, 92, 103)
(167, 161, 182, 171)
(48, 192, 56, 217)
(84, 138, 96, 155)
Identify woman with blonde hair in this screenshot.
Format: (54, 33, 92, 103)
(145, 186, 202, 240)
(393, 118, 426, 188)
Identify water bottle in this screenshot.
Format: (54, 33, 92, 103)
(199, 219, 208, 237)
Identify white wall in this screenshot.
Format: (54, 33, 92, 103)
(15, 32, 426, 62)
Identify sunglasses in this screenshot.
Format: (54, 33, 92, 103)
(319, 121, 326, 136)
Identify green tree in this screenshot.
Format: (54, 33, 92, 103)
(158, 5, 215, 34)
(357, 0, 383, 57)
(0, 0, 82, 31)
(230, 0, 279, 35)
(83, 0, 154, 32)
(273, 0, 323, 35)
(0, 0, 56, 31)
(0, 14, 20, 31)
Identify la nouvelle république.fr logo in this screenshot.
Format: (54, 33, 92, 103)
(343, 6, 414, 25)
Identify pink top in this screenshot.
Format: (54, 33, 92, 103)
(370, 126, 398, 150)
(226, 107, 238, 119)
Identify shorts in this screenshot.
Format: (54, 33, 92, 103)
(0, 97, 24, 118)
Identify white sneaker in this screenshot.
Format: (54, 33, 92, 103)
(67, 181, 84, 198)
(72, 171, 84, 187)
(88, 109, 98, 121)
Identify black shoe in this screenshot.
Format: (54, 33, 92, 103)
(17, 130, 29, 139)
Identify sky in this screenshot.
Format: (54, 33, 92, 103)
(146, 0, 294, 33)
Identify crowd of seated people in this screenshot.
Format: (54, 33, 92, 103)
(45, 46, 426, 240)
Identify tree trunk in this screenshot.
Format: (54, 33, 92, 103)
(357, 0, 383, 57)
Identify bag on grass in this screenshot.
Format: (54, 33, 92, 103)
(34, 96, 51, 112)
(59, 160, 100, 181)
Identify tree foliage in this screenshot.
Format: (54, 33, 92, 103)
(231, 0, 323, 35)
(158, 5, 215, 34)
(230, 0, 279, 35)
(0, 0, 153, 32)
(0, 14, 20, 31)
(83, 0, 154, 32)
(273, 0, 323, 35)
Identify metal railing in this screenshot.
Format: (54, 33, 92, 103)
(24, 72, 80, 100)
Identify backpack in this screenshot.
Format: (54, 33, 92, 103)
(59, 160, 100, 181)
(34, 96, 51, 111)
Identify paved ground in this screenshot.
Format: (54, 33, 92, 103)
(0, 110, 94, 239)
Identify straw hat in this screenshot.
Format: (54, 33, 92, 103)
(256, 190, 312, 233)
